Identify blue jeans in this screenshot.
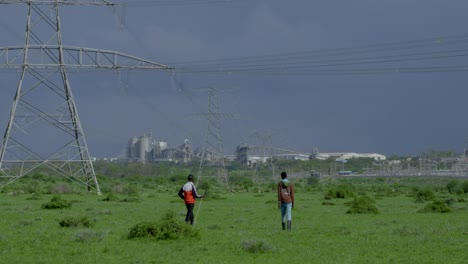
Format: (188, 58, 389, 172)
(280, 202, 292, 222)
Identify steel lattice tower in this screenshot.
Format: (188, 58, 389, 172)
(0, 0, 171, 193)
(249, 128, 276, 180)
(195, 88, 238, 188)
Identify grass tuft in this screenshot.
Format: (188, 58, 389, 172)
(59, 216, 95, 228)
(242, 239, 273, 253)
(73, 229, 107, 243)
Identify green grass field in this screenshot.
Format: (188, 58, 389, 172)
(0, 180, 467, 264)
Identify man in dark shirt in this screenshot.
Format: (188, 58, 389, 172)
(277, 171, 294, 231)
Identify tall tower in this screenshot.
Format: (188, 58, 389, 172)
(194, 87, 238, 188)
(0, 1, 171, 192)
(249, 128, 276, 180)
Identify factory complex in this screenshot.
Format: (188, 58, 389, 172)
(109, 134, 386, 166)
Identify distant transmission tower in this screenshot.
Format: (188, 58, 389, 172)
(193, 87, 238, 188)
(250, 128, 276, 180)
(0, 1, 171, 193)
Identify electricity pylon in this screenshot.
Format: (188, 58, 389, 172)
(192, 87, 238, 188)
(249, 128, 276, 180)
(0, 0, 171, 193)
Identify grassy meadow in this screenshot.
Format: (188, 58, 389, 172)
(0, 176, 467, 264)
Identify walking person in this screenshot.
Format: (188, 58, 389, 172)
(278, 171, 294, 231)
(178, 174, 203, 225)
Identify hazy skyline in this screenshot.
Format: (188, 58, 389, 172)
(2, 0, 468, 158)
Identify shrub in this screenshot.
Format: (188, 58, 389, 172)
(324, 184, 355, 200)
(242, 239, 273, 253)
(198, 180, 213, 195)
(307, 176, 319, 186)
(31, 173, 47, 180)
(127, 210, 199, 240)
(267, 182, 277, 191)
(418, 200, 451, 213)
(345, 196, 379, 214)
(59, 216, 95, 228)
(462, 181, 468, 194)
(446, 180, 460, 194)
(41, 195, 71, 209)
(100, 193, 119, 202)
(414, 187, 435, 202)
(445, 198, 456, 207)
(25, 180, 42, 194)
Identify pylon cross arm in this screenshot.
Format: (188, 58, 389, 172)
(0, 45, 173, 70)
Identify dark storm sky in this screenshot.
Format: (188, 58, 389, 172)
(1, 0, 468, 157)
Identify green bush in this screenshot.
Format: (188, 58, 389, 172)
(100, 193, 120, 202)
(462, 181, 468, 194)
(25, 180, 42, 194)
(198, 180, 213, 195)
(59, 216, 95, 228)
(446, 180, 459, 194)
(41, 195, 71, 209)
(324, 184, 355, 200)
(414, 187, 435, 202)
(444, 198, 456, 207)
(418, 200, 451, 213)
(345, 196, 379, 214)
(306, 176, 320, 186)
(127, 210, 199, 240)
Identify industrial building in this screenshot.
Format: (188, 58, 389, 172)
(126, 134, 193, 163)
(315, 152, 386, 161)
(123, 136, 386, 165)
(234, 144, 386, 166)
(235, 144, 312, 166)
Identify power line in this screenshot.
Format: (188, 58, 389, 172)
(170, 33, 468, 65)
(163, 32, 468, 75)
(177, 50, 468, 72)
(115, 0, 248, 7)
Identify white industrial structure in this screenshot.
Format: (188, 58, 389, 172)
(235, 144, 386, 166)
(316, 152, 386, 161)
(126, 134, 192, 163)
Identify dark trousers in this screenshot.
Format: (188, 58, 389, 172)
(185, 203, 195, 225)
